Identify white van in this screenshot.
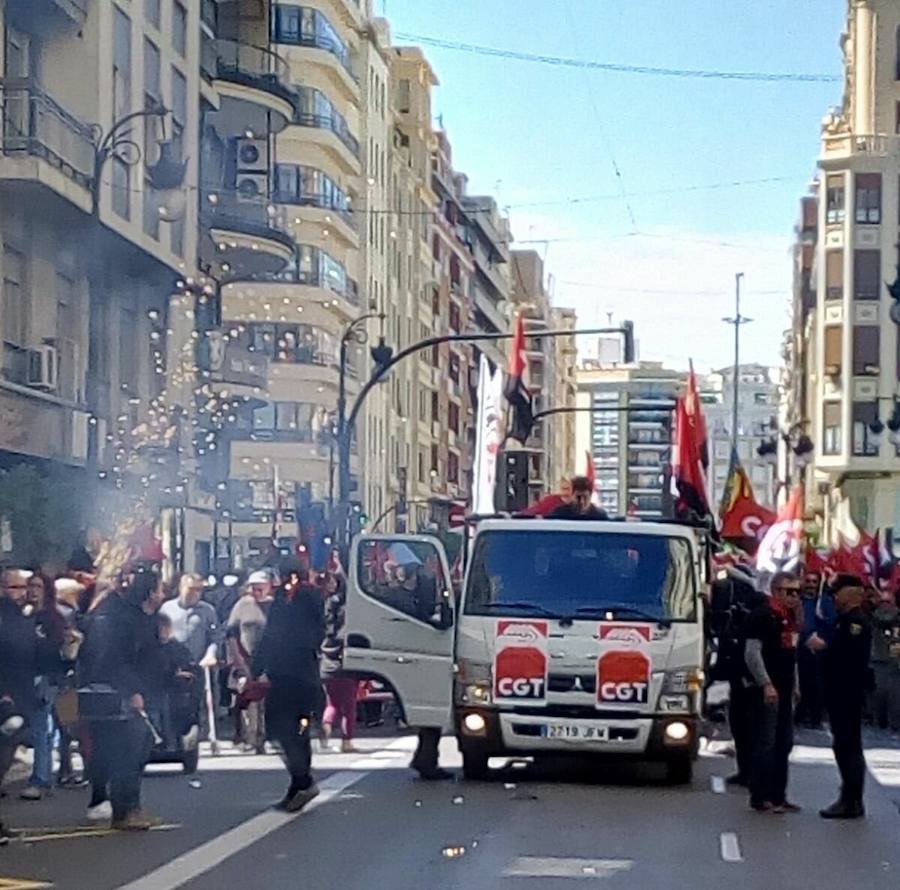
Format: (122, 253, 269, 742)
(343, 519, 707, 783)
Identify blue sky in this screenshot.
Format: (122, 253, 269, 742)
(381, 0, 847, 370)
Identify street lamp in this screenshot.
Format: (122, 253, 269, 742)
(90, 103, 187, 217)
(756, 427, 813, 489)
(866, 399, 900, 450)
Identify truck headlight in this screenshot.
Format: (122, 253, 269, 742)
(460, 682, 492, 705)
(455, 659, 492, 705)
(662, 669, 704, 694)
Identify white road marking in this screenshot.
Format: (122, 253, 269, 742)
(711, 775, 726, 794)
(115, 738, 414, 890)
(502, 857, 633, 879)
(719, 832, 743, 863)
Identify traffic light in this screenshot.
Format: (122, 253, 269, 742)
(496, 450, 529, 513)
(622, 320, 635, 364)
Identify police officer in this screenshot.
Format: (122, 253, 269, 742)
(808, 580, 872, 819)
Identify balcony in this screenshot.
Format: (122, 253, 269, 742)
(211, 40, 295, 135)
(5, 0, 88, 30)
(209, 343, 268, 402)
(202, 188, 296, 279)
(294, 112, 360, 162)
(820, 131, 899, 167)
(0, 79, 94, 212)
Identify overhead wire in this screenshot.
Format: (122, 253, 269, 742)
(392, 32, 841, 84)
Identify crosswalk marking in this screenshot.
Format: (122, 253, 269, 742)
(719, 832, 743, 863)
(502, 857, 633, 879)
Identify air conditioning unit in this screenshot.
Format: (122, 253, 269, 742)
(27, 344, 59, 391)
(235, 138, 268, 172)
(235, 173, 268, 202)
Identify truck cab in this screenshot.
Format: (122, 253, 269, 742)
(343, 519, 707, 783)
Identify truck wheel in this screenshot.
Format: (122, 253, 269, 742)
(665, 758, 693, 785)
(461, 748, 490, 781)
(182, 747, 200, 775)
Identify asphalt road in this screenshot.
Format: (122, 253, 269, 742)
(2, 730, 900, 890)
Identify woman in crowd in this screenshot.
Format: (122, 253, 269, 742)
(320, 572, 359, 753)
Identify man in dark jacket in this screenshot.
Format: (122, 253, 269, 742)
(548, 476, 609, 520)
(252, 557, 325, 812)
(79, 564, 161, 830)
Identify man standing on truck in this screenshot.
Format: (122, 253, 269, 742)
(744, 571, 802, 814)
(549, 476, 608, 520)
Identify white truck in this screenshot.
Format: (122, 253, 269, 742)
(343, 518, 707, 783)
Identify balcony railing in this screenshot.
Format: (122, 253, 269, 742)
(821, 132, 898, 159)
(0, 78, 94, 190)
(294, 112, 360, 158)
(271, 188, 356, 228)
(203, 187, 295, 250)
(214, 344, 268, 390)
(236, 266, 360, 307)
(214, 40, 294, 106)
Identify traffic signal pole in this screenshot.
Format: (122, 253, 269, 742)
(335, 326, 632, 549)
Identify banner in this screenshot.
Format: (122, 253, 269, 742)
(719, 451, 776, 555)
(493, 620, 549, 704)
(596, 623, 652, 707)
(472, 355, 504, 515)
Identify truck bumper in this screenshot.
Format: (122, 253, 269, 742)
(456, 707, 699, 760)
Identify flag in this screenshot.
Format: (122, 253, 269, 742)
(518, 492, 566, 516)
(830, 490, 861, 550)
(503, 313, 534, 443)
(472, 354, 504, 514)
(719, 450, 776, 555)
(671, 396, 710, 520)
(685, 364, 709, 471)
(585, 450, 596, 490)
(756, 484, 805, 578)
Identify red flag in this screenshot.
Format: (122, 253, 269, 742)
(671, 397, 710, 520)
(685, 365, 709, 471)
(503, 313, 534, 442)
(719, 456, 776, 555)
(756, 484, 805, 576)
(518, 493, 566, 517)
(805, 548, 829, 576)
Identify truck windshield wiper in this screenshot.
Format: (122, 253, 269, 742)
(482, 601, 559, 619)
(574, 604, 671, 626)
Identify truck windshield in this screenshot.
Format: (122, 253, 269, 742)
(465, 530, 697, 622)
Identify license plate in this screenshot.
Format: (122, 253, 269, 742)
(542, 723, 608, 741)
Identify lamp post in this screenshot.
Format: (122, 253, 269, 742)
(334, 325, 633, 549)
(722, 273, 750, 454)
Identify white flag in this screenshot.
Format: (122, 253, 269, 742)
(472, 355, 503, 515)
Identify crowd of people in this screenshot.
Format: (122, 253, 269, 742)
(712, 565, 886, 820)
(0, 550, 373, 840)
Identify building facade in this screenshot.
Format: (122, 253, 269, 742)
(789, 0, 900, 532)
(575, 363, 685, 519)
(701, 364, 779, 509)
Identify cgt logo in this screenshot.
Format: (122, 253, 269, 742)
(597, 651, 651, 706)
(496, 677, 547, 698)
(598, 624, 651, 646)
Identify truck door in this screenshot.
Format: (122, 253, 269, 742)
(344, 534, 454, 729)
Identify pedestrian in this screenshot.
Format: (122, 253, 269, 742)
(160, 573, 221, 742)
(796, 572, 825, 728)
(320, 573, 359, 753)
(808, 580, 873, 819)
(744, 571, 802, 814)
(548, 476, 609, 520)
(709, 568, 763, 787)
(78, 563, 161, 830)
(54, 577, 86, 786)
(0, 568, 37, 842)
(20, 572, 65, 800)
(251, 557, 325, 812)
(226, 571, 272, 753)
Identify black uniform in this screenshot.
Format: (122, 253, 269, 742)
(823, 606, 872, 814)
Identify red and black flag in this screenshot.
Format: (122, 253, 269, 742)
(671, 390, 711, 522)
(504, 313, 534, 443)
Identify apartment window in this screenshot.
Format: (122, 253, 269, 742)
(431, 392, 439, 423)
(852, 326, 880, 375)
(417, 449, 426, 483)
(171, 67, 187, 156)
(448, 353, 460, 385)
(1, 245, 26, 348)
(112, 156, 131, 219)
(398, 78, 410, 113)
(896, 102, 900, 135)
(448, 402, 459, 434)
(145, 0, 160, 28)
(824, 325, 842, 376)
(418, 389, 427, 422)
(823, 402, 842, 456)
(113, 7, 132, 119)
(854, 250, 880, 300)
(896, 25, 900, 80)
(855, 173, 881, 224)
(853, 402, 879, 456)
(825, 175, 845, 224)
(448, 452, 459, 485)
(56, 272, 80, 402)
(825, 250, 843, 299)
(173, 1, 187, 57)
(119, 305, 138, 391)
(449, 301, 461, 333)
(144, 39, 161, 107)
(430, 444, 439, 472)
